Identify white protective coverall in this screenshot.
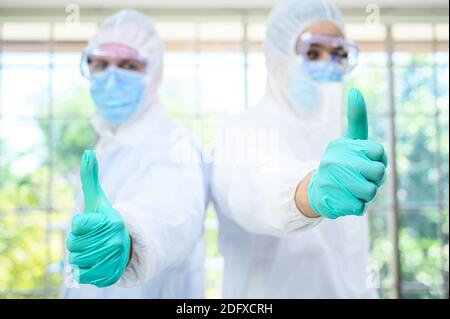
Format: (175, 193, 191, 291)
(211, 0, 377, 298)
(62, 9, 206, 298)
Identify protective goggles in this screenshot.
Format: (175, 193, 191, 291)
(296, 32, 359, 74)
(80, 47, 148, 79)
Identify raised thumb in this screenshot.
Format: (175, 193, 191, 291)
(345, 88, 368, 140)
(80, 150, 106, 213)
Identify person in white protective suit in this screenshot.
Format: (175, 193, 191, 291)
(61, 9, 206, 298)
(211, 0, 387, 298)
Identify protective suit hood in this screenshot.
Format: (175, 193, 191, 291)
(263, 0, 345, 120)
(85, 9, 164, 128)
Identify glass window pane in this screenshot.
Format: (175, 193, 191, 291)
(393, 50, 434, 65)
(435, 52, 449, 67)
(161, 53, 198, 116)
(397, 114, 439, 205)
(2, 51, 50, 67)
(51, 118, 95, 211)
(198, 53, 245, 115)
(53, 51, 81, 67)
(52, 67, 95, 117)
(395, 65, 435, 115)
(400, 209, 445, 298)
(368, 210, 392, 296)
(346, 66, 388, 115)
(0, 210, 48, 295)
(358, 52, 387, 68)
(437, 65, 449, 116)
(439, 116, 449, 203)
(0, 118, 49, 210)
(1, 66, 50, 118)
(247, 52, 266, 108)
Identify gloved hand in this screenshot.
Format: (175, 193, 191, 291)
(308, 88, 388, 219)
(66, 150, 131, 287)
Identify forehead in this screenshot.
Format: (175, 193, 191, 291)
(99, 43, 138, 55)
(302, 20, 343, 38)
(88, 43, 143, 63)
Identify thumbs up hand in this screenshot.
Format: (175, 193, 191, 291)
(66, 150, 131, 287)
(307, 88, 388, 219)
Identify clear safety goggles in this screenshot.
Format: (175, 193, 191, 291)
(296, 32, 359, 73)
(80, 47, 148, 79)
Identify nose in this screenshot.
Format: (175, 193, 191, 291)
(319, 50, 332, 62)
(104, 68, 118, 89)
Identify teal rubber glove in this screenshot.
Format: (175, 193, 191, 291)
(66, 150, 131, 287)
(308, 88, 388, 219)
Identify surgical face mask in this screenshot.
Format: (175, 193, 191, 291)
(90, 67, 146, 126)
(288, 68, 320, 110)
(304, 61, 345, 82)
(288, 59, 343, 117)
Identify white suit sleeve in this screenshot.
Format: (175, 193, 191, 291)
(211, 130, 322, 238)
(114, 160, 206, 287)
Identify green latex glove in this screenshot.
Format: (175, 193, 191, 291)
(308, 88, 388, 219)
(66, 150, 131, 287)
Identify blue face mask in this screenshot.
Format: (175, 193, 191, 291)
(289, 60, 344, 109)
(304, 61, 345, 82)
(289, 70, 320, 109)
(90, 67, 146, 126)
